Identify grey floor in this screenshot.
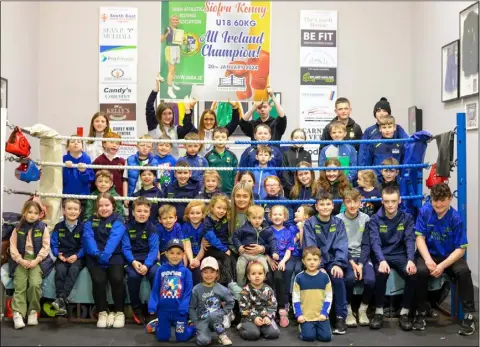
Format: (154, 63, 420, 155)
(1, 315, 478, 346)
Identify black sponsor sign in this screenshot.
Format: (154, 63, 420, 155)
(300, 67, 336, 86)
(301, 30, 336, 47)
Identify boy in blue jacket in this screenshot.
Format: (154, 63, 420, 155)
(147, 238, 195, 342)
(62, 136, 95, 198)
(156, 205, 186, 264)
(161, 161, 202, 225)
(319, 121, 357, 182)
(129, 169, 163, 223)
(122, 197, 160, 325)
(413, 183, 476, 335)
(360, 115, 404, 180)
(303, 190, 349, 335)
(367, 186, 416, 331)
(154, 135, 177, 186)
(179, 132, 209, 185)
(232, 205, 279, 286)
(50, 198, 85, 315)
(253, 145, 278, 198)
(358, 97, 409, 165)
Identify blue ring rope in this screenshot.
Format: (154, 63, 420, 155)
(255, 195, 424, 205)
(234, 163, 428, 171)
(234, 138, 417, 146)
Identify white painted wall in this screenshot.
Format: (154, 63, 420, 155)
(1, 2, 40, 213)
(412, 1, 479, 285)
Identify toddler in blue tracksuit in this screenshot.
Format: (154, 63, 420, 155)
(122, 197, 159, 325)
(147, 239, 195, 342)
(303, 190, 349, 335)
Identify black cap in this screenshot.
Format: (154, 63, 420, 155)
(373, 97, 391, 117)
(166, 238, 184, 252)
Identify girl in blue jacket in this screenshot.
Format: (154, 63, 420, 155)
(83, 192, 126, 329)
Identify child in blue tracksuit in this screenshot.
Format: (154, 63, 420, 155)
(50, 198, 85, 316)
(303, 190, 349, 335)
(156, 205, 186, 264)
(62, 136, 95, 201)
(161, 161, 202, 225)
(154, 135, 178, 186)
(182, 201, 206, 286)
(123, 135, 160, 199)
(148, 238, 195, 342)
(367, 186, 416, 331)
(261, 176, 295, 228)
(358, 97, 409, 166)
(359, 115, 404, 180)
(253, 145, 278, 198)
(83, 192, 126, 329)
(122, 197, 160, 325)
(129, 169, 163, 223)
(179, 132, 209, 185)
(318, 121, 357, 182)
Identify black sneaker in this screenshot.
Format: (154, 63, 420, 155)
(399, 314, 413, 331)
(369, 314, 384, 330)
(413, 312, 427, 331)
(333, 316, 347, 335)
(459, 313, 476, 336)
(132, 307, 145, 325)
(52, 298, 67, 316)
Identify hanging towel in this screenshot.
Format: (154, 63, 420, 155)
(433, 131, 454, 177)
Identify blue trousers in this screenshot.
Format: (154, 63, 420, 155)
(344, 258, 375, 304)
(374, 255, 416, 309)
(300, 320, 332, 342)
(125, 264, 159, 309)
(326, 266, 347, 319)
(284, 256, 303, 304)
(156, 310, 195, 342)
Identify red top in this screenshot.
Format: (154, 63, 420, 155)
(92, 154, 126, 196)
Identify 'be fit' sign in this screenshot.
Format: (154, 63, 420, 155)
(301, 30, 336, 47)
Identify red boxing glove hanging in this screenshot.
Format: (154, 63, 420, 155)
(5, 126, 31, 158)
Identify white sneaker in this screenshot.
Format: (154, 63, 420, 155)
(223, 312, 232, 329)
(113, 312, 125, 328)
(13, 311, 25, 329)
(358, 310, 370, 326)
(97, 311, 108, 328)
(172, 83, 180, 91)
(346, 311, 357, 327)
(167, 87, 177, 99)
(106, 312, 115, 328)
(27, 310, 38, 326)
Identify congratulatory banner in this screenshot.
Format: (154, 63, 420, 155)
(160, 1, 271, 101)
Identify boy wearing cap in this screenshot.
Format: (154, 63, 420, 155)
(189, 257, 234, 346)
(147, 239, 195, 342)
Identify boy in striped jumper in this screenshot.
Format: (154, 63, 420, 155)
(292, 246, 332, 342)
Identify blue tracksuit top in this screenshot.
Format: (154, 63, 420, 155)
(156, 222, 185, 254)
(303, 215, 349, 269)
(261, 195, 295, 228)
(83, 213, 125, 266)
(360, 140, 404, 178)
(291, 185, 315, 211)
(182, 222, 203, 256)
(50, 220, 85, 259)
(126, 152, 160, 196)
(179, 153, 209, 184)
(130, 186, 163, 223)
(148, 261, 193, 315)
(368, 207, 415, 262)
(253, 163, 278, 199)
(154, 154, 177, 186)
(62, 152, 95, 195)
(239, 145, 283, 170)
(415, 203, 467, 257)
(358, 123, 408, 168)
(318, 143, 358, 181)
(122, 219, 159, 268)
(270, 226, 294, 259)
(232, 220, 278, 255)
(161, 179, 202, 224)
(288, 225, 303, 258)
(200, 215, 230, 252)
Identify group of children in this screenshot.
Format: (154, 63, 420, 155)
(6, 93, 477, 344)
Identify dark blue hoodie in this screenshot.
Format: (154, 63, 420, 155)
(62, 152, 95, 195)
(368, 207, 415, 262)
(232, 220, 278, 254)
(239, 145, 283, 170)
(161, 179, 202, 224)
(200, 215, 230, 252)
(122, 219, 159, 268)
(303, 215, 349, 269)
(148, 261, 192, 315)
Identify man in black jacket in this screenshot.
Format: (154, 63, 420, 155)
(319, 97, 363, 151)
(239, 87, 287, 142)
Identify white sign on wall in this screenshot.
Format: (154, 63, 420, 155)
(299, 10, 338, 163)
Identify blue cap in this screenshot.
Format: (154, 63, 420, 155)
(166, 238, 184, 252)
